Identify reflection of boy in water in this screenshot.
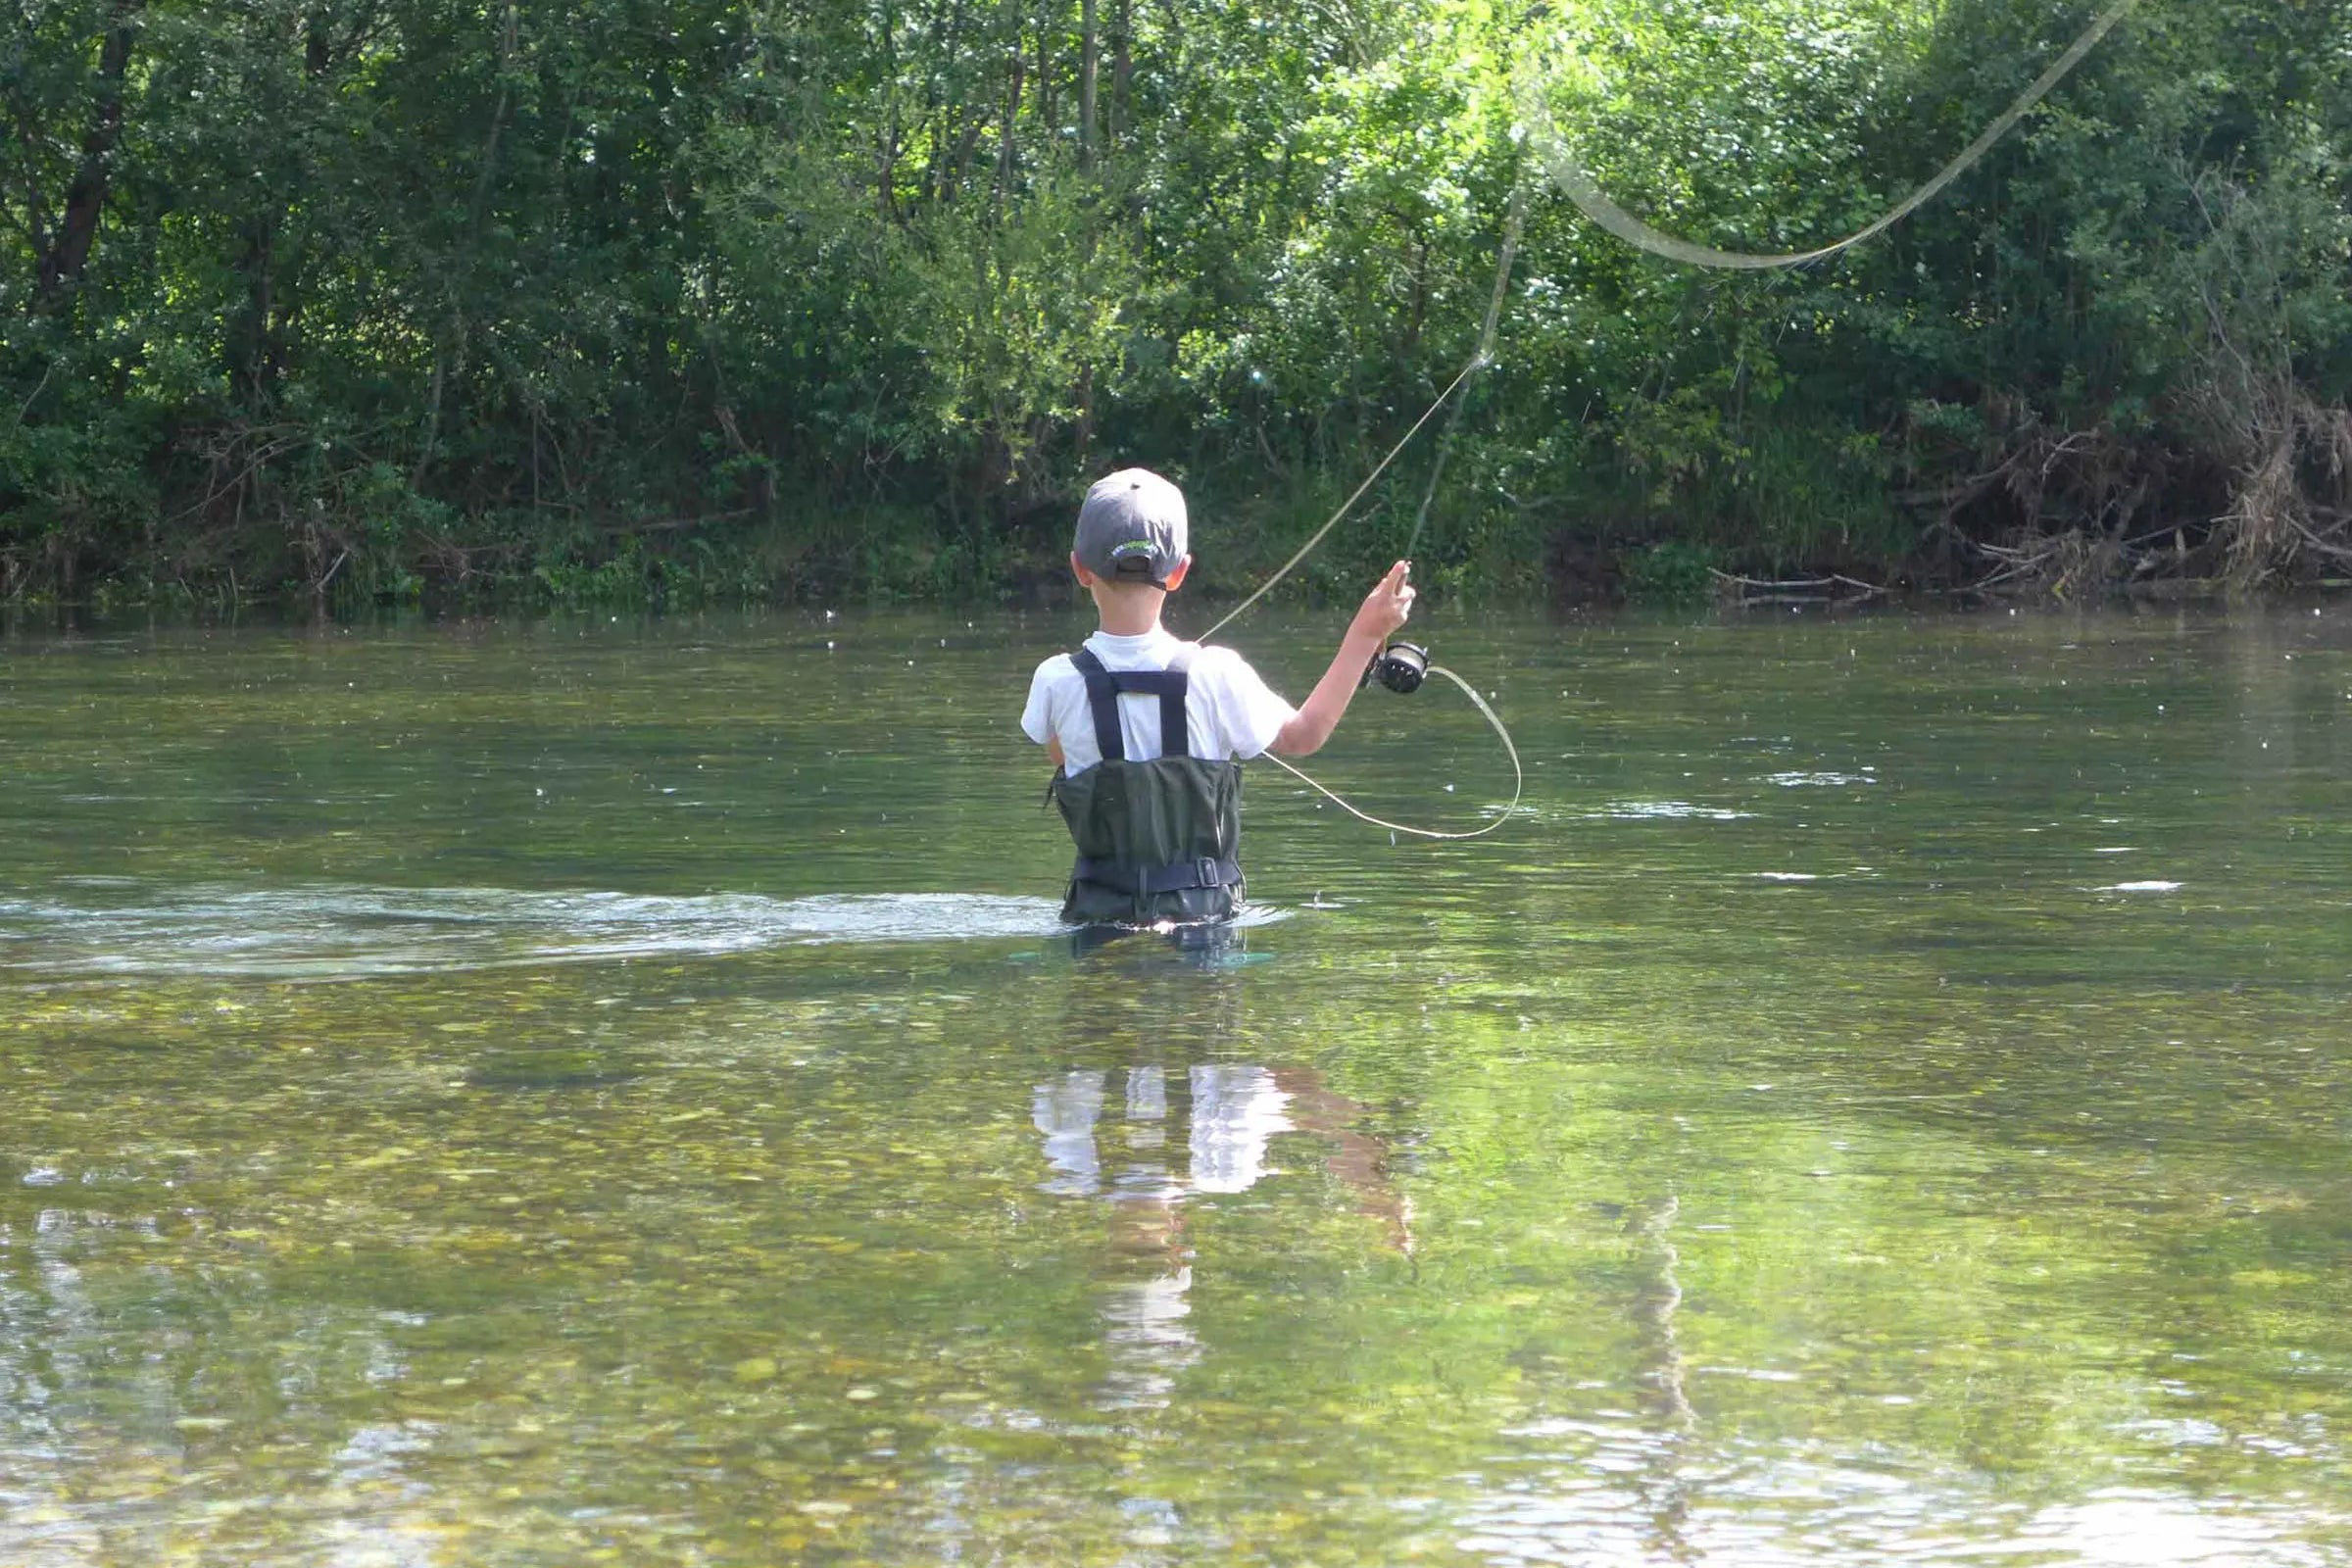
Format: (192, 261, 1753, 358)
(1032, 1060, 1410, 1408)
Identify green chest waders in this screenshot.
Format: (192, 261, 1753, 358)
(1050, 647, 1246, 926)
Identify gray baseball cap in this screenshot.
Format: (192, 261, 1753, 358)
(1073, 468, 1188, 587)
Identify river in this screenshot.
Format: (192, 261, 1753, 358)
(4, 603, 2349, 1565)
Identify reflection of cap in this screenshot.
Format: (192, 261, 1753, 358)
(1073, 468, 1188, 588)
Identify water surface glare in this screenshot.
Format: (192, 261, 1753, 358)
(4, 605, 2351, 1566)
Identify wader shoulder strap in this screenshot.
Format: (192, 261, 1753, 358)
(1068, 646, 1196, 760)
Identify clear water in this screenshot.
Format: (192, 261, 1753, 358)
(4, 604, 2350, 1566)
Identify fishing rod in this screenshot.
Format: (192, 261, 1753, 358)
(1200, 220, 1532, 843)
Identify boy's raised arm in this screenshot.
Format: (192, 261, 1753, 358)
(1270, 561, 1415, 758)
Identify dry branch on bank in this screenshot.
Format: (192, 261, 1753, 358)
(1941, 390, 2352, 599)
(1709, 569, 1888, 604)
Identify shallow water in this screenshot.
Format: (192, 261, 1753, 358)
(4, 603, 2351, 1566)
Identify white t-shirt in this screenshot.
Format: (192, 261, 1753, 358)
(1023, 628, 1296, 774)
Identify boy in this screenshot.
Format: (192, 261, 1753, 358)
(1022, 467, 1414, 926)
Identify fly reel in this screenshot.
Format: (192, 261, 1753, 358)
(1363, 640, 1429, 695)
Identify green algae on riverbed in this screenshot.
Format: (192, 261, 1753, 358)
(5, 606, 2352, 1565)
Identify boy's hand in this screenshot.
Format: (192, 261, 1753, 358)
(1349, 560, 1415, 642)
(1274, 561, 1416, 758)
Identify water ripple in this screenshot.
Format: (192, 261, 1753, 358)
(0, 885, 1068, 981)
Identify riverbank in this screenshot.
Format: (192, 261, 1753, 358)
(14, 465, 2352, 618)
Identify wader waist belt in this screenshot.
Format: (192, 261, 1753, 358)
(1071, 856, 1241, 895)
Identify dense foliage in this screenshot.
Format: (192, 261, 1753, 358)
(5, 0, 2349, 606)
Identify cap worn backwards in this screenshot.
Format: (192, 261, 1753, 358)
(1073, 468, 1188, 588)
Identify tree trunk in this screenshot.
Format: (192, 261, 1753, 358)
(948, 116, 986, 199)
(416, 4, 515, 488)
(876, 0, 900, 219)
(230, 217, 277, 408)
(923, 0, 967, 205)
(1111, 0, 1131, 146)
(270, 19, 338, 376)
(1035, 17, 1053, 148)
(996, 52, 1024, 209)
(37, 0, 143, 304)
(1079, 0, 1098, 168)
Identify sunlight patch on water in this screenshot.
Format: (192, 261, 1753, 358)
(1598, 801, 1757, 821)
(0, 885, 1068, 981)
(1762, 770, 1878, 788)
(1454, 1445, 2337, 1567)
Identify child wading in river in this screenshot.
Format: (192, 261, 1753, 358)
(1021, 467, 1415, 926)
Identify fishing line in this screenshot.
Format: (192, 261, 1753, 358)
(1212, 0, 2141, 646)
(1519, 0, 2143, 272)
(1209, 2, 2139, 843)
(1260, 663, 1523, 841)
